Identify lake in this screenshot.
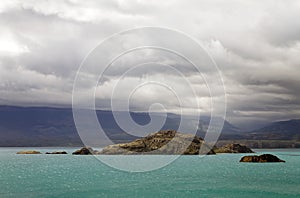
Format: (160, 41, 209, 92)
(0, 148, 299, 197)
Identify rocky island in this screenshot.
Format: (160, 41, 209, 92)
(16, 150, 41, 154)
(46, 151, 68, 154)
(99, 130, 215, 155)
(72, 147, 95, 155)
(240, 154, 285, 163)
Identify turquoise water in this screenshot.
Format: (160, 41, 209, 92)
(0, 148, 299, 197)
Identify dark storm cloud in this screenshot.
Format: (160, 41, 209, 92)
(0, 0, 299, 127)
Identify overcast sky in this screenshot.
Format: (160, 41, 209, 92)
(0, 0, 299, 128)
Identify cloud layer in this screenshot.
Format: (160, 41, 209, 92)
(0, 0, 300, 129)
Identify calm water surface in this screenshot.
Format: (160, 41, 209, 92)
(0, 148, 299, 197)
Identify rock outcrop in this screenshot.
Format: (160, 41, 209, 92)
(214, 143, 254, 153)
(16, 150, 41, 154)
(72, 147, 95, 155)
(45, 151, 68, 154)
(99, 130, 215, 155)
(240, 154, 285, 163)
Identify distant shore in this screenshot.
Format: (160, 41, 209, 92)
(1, 140, 299, 148)
(216, 140, 300, 148)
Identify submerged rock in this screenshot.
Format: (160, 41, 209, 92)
(99, 130, 215, 155)
(214, 143, 254, 153)
(16, 150, 41, 154)
(240, 154, 285, 163)
(45, 151, 68, 154)
(72, 147, 95, 155)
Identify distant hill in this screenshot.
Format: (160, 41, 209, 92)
(0, 106, 238, 146)
(218, 119, 300, 141)
(0, 106, 81, 146)
(1, 106, 298, 147)
(245, 119, 300, 140)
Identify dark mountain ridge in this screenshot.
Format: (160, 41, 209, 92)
(0, 106, 299, 146)
(0, 105, 238, 146)
(245, 119, 300, 140)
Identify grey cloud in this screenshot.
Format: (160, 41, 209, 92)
(0, 0, 300, 128)
(259, 2, 300, 46)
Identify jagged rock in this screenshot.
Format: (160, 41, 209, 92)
(16, 150, 41, 154)
(72, 147, 95, 155)
(214, 143, 254, 153)
(45, 151, 68, 154)
(98, 130, 215, 155)
(240, 154, 285, 163)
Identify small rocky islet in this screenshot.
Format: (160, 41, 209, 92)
(45, 151, 68, 154)
(16, 150, 42, 154)
(72, 147, 94, 155)
(240, 154, 285, 163)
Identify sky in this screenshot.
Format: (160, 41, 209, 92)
(0, 0, 299, 129)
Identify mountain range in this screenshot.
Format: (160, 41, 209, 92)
(0, 106, 299, 147)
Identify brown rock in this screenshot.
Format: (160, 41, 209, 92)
(240, 154, 285, 163)
(45, 151, 68, 154)
(99, 130, 215, 155)
(72, 147, 95, 155)
(16, 150, 41, 154)
(214, 143, 254, 153)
